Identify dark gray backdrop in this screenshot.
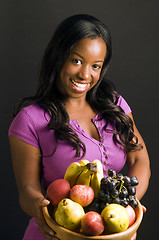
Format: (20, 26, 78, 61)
(1, 0, 158, 239)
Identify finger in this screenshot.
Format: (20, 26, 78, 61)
(35, 197, 59, 239)
(34, 197, 50, 218)
(39, 197, 50, 207)
(38, 222, 56, 240)
(36, 208, 55, 237)
(35, 197, 50, 219)
(142, 205, 147, 213)
(40, 228, 59, 240)
(40, 230, 54, 240)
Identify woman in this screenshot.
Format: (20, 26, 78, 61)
(9, 14, 150, 240)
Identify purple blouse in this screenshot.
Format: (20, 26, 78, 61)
(8, 95, 131, 240)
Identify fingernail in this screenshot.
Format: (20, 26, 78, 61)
(50, 231, 56, 237)
(42, 199, 50, 205)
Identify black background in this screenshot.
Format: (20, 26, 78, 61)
(1, 0, 158, 239)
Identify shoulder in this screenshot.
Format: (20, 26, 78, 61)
(16, 103, 50, 124)
(116, 94, 132, 115)
(22, 103, 46, 116)
(8, 103, 50, 147)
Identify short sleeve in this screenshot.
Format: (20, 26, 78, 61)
(8, 109, 40, 148)
(117, 95, 131, 115)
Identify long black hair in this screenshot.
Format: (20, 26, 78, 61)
(13, 14, 142, 158)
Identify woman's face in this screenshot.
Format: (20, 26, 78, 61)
(57, 37, 107, 100)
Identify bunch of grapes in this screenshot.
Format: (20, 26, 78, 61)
(98, 169, 139, 212)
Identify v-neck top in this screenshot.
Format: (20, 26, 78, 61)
(8, 94, 131, 240)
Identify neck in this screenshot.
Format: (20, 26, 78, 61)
(63, 96, 88, 109)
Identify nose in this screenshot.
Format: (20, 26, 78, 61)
(78, 65, 91, 80)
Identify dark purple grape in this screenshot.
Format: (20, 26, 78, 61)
(104, 193, 111, 203)
(123, 176, 131, 186)
(107, 169, 116, 178)
(112, 197, 121, 204)
(127, 186, 136, 195)
(129, 198, 138, 208)
(101, 176, 111, 185)
(129, 195, 135, 201)
(101, 178, 114, 191)
(99, 201, 109, 211)
(119, 188, 128, 199)
(100, 177, 112, 191)
(130, 176, 139, 186)
(116, 173, 123, 179)
(98, 190, 106, 200)
(84, 198, 100, 213)
(108, 180, 116, 191)
(120, 198, 129, 207)
(114, 180, 121, 191)
(126, 197, 130, 204)
(98, 190, 111, 203)
(110, 189, 119, 198)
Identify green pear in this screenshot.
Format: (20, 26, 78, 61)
(101, 203, 129, 233)
(55, 198, 85, 231)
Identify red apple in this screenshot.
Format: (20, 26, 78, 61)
(126, 205, 136, 227)
(81, 211, 105, 236)
(47, 179, 70, 206)
(70, 185, 94, 207)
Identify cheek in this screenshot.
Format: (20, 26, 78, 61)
(92, 72, 101, 84)
(61, 62, 77, 77)
(59, 68, 73, 86)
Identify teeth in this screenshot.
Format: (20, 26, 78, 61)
(71, 79, 88, 89)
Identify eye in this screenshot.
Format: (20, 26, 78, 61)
(92, 64, 102, 70)
(72, 59, 81, 65)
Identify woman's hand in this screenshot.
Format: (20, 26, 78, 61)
(9, 136, 60, 239)
(142, 205, 147, 213)
(35, 197, 59, 240)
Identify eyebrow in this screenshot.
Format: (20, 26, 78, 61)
(71, 52, 104, 63)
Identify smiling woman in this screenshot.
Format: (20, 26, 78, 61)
(57, 38, 106, 96)
(8, 14, 150, 240)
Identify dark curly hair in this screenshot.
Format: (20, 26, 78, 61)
(13, 14, 142, 158)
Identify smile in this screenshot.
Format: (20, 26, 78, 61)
(70, 79, 90, 92)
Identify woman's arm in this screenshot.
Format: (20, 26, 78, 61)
(126, 113, 151, 200)
(9, 135, 57, 240)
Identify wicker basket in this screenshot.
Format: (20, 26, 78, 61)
(42, 200, 143, 240)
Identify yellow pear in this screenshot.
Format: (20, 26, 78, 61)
(101, 203, 129, 233)
(55, 198, 85, 231)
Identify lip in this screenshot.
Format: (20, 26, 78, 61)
(70, 78, 90, 92)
